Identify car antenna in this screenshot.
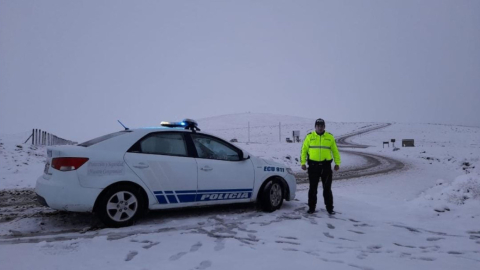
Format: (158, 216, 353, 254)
(117, 120, 129, 130)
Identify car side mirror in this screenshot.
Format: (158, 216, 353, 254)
(240, 150, 250, 160)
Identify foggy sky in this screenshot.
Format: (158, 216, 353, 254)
(1, 0, 479, 142)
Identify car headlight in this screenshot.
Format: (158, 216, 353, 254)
(286, 168, 294, 175)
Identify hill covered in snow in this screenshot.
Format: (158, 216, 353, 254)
(198, 112, 379, 143)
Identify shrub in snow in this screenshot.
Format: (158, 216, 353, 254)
(423, 163, 480, 207)
(446, 175, 480, 205)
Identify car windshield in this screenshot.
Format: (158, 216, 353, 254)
(78, 131, 131, 147)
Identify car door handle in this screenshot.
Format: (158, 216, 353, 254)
(200, 166, 213, 171)
(133, 163, 149, 169)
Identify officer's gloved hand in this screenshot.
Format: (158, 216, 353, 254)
(334, 165, 340, 171)
(301, 165, 307, 171)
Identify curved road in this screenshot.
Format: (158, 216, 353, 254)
(295, 123, 404, 183)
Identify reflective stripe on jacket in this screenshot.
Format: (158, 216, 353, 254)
(301, 131, 341, 166)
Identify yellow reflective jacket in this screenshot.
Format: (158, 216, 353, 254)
(301, 131, 341, 165)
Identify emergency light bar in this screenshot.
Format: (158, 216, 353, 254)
(160, 119, 200, 132)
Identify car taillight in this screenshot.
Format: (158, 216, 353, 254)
(51, 157, 89, 171)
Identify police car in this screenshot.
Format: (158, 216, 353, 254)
(35, 120, 296, 227)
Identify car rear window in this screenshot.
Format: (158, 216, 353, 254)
(78, 131, 131, 147)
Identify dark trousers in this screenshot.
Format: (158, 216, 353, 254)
(308, 161, 333, 211)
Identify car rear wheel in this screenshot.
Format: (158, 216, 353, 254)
(260, 178, 284, 212)
(96, 184, 145, 227)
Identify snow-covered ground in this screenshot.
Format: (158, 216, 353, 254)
(0, 131, 47, 189)
(1, 114, 480, 270)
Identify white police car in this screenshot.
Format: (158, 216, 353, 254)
(35, 120, 296, 227)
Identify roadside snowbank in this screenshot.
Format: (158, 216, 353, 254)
(413, 162, 480, 219)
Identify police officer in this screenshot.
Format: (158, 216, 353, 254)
(301, 118, 341, 214)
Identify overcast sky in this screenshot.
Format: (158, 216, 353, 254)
(1, 0, 479, 142)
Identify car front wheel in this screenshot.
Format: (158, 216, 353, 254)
(260, 179, 284, 212)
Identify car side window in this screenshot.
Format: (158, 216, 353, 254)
(139, 133, 187, 156)
(191, 134, 240, 161)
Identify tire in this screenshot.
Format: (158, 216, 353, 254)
(95, 184, 145, 228)
(260, 178, 284, 212)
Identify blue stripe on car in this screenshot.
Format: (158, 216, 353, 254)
(156, 195, 168, 204)
(153, 189, 254, 204)
(166, 195, 178, 203)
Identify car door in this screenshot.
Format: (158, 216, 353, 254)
(124, 132, 198, 208)
(189, 133, 255, 205)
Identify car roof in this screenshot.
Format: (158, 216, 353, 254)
(131, 127, 219, 138)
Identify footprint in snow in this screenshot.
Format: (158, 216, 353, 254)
(357, 252, 368, 260)
(169, 252, 187, 261)
(142, 242, 160, 249)
(394, 243, 416, 249)
(275, 240, 300, 246)
(190, 242, 202, 252)
(327, 223, 335, 229)
(214, 238, 225, 251)
(413, 257, 436, 261)
(323, 232, 334, 239)
(348, 230, 365, 235)
(354, 223, 373, 228)
(347, 263, 374, 270)
(367, 245, 382, 251)
(195, 260, 212, 270)
(125, 251, 138, 262)
(279, 236, 298, 240)
(426, 237, 444, 241)
(338, 237, 356, 242)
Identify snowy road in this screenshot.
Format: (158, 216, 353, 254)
(336, 123, 392, 149)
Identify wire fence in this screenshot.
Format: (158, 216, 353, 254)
(205, 122, 312, 144)
(23, 129, 77, 146)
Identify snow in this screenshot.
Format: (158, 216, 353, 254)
(0, 132, 47, 189)
(1, 114, 480, 269)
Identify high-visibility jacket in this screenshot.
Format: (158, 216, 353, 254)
(301, 131, 341, 166)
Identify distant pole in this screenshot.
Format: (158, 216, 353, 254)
(31, 129, 34, 145)
(248, 122, 250, 143)
(279, 122, 281, 142)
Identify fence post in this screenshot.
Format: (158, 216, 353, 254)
(31, 129, 34, 145)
